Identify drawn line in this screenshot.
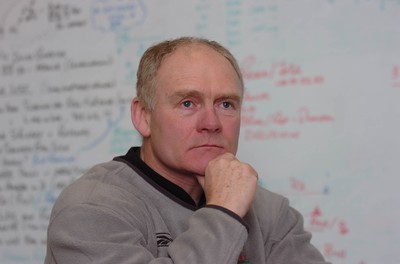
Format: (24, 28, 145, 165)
(76, 103, 126, 154)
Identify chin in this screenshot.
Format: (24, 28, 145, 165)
(184, 146, 228, 172)
(186, 154, 220, 174)
(196, 149, 224, 161)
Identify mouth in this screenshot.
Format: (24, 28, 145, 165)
(191, 144, 225, 151)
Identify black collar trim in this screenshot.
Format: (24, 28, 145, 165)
(113, 147, 205, 210)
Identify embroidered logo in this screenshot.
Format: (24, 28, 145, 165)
(156, 232, 173, 247)
(238, 248, 250, 263)
(238, 256, 250, 264)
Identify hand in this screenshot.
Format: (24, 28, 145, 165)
(196, 153, 258, 218)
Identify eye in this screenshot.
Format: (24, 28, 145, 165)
(222, 101, 232, 109)
(220, 100, 237, 110)
(182, 100, 193, 108)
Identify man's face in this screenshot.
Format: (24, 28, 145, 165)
(142, 44, 242, 178)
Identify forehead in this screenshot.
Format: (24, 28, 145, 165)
(157, 43, 240, 85)
(164, 43, 222, 65)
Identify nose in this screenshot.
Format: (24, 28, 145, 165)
(197, 105, 222, 133)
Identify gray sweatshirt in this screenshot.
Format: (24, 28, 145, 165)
(45, 147, 329, 263)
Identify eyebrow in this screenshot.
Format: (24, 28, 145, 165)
(170, 90, 202, 100)
(169, 89, 242, 104)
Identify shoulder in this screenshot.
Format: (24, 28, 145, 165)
(251, 186, 297, 231)
(49, 160, 149, 225)
(46, 160, 160, 252)
(251, 186, 306, 240)
(254, 185, 289, 213)
(250, 186, 290, 229)
(53, 161, 134, 203)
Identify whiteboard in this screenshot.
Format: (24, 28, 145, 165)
(1, 1, 399, 263)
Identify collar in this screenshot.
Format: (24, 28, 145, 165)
(114, 147, 206, 209)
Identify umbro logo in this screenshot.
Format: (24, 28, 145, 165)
(156, 232, 173, 247)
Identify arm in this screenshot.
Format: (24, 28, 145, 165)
(45, 203, 248, 264)
(197, 153, 328, 263)
(168, 206, 248, 263)
(262, 195, 331, 264)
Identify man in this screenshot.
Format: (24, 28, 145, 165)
(45, 37, 329, 263)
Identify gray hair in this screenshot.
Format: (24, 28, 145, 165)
(136, 36, 244, 110)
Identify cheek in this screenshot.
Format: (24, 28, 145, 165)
(153, 114, 191, 141)
(224, 119, 241, 148)
(225, 117, 241, 135)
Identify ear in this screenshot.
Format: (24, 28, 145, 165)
(131, 97, 151, 137)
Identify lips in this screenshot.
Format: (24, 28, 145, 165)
(190, 145, 227, 156)
(193, 144, 223, 149)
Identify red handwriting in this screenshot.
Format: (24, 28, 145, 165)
(324, 243, 366, 263)
(242, 116, 267, 126)
(306, 206, 350, 235)
(243, 90, 270, 102)
(244, 129, 300, 141)
(338, 220, 350, 235)
(277, 62, 302, 76)
(275, 75, 324, 87)
(276, 178, 330, 196)
(241, 107, 334, 127)
(393, 64, 399, 79)
(310, 216, 338, 231)
(240, 55, 271, 79)
(290, 177, 305, 191)
(269, 111, 289, 125)
(324, 243, 347, 260)
(241, 105, 257, 113)
(240, 56, 325, 87)
(297, 107, 334, 124)
(241, 106, 333, 142)
(311, 206, 322, 217)
(392, 64, 400, 88)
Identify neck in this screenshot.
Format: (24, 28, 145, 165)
(139, 147, 204, 205)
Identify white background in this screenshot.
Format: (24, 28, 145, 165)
(0, 1, 399, 263)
